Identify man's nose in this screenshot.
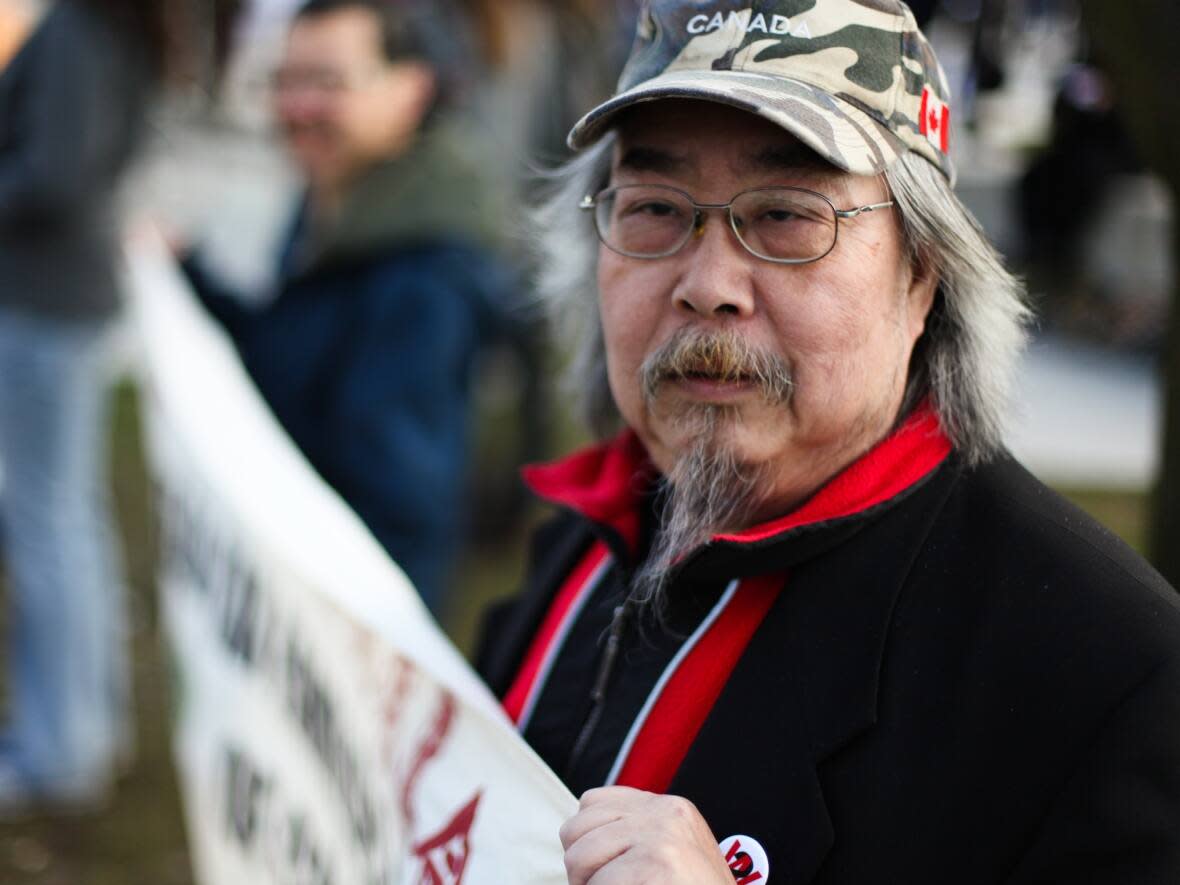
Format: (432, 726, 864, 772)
(670, 213, 757, 318)
(275, 88, 328, 125)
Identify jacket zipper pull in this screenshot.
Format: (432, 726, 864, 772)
(566, 602, 631, 781)
(591, 604, 628, 703)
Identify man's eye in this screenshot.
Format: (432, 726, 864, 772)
(762, 207, 800, 223)
(622, 200, 681, 218)
(757, 202, 830, 227)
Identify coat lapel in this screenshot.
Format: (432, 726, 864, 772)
(670, 628, 834, 884)
(669, 459, 960, 883)
(474, 513, 595, 694)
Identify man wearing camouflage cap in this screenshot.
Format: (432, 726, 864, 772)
(477, 0, 1180, 881)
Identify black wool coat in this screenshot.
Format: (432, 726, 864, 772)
(478, 427, 1180, 884)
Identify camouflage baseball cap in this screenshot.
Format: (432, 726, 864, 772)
(568, 0, 956, 184)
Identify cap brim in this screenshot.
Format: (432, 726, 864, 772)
(568, 70, 908, 179)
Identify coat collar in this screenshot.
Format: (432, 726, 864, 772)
(521, 429, 655, 556)
(522, 403, 951, 565)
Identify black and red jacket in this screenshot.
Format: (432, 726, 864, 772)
(477, 408, 1180, 884)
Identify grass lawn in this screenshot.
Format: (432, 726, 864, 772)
(0, 384, 1157, 882)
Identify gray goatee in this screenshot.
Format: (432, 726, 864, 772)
(630, 328, 792, 618)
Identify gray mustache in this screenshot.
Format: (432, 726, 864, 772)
(640, 328, 793, 405)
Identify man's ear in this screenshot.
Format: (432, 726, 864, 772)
(383, 61, 437, 137)
(904, 253, 939, 344)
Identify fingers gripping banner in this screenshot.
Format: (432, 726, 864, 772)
(125, 231, 577, 885)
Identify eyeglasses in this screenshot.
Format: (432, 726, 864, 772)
(580, 184, 895, 265)
(270, 65, 383, 97)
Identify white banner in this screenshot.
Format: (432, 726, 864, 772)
(125, 231, 577, 885)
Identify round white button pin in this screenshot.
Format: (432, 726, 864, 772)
(719, 834, 769, 883)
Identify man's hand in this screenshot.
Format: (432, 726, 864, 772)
(560, 786, 735, 885)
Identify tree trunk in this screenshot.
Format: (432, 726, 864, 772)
(1077, 1, 1180, 584)
(1152, 204, 1180, 583)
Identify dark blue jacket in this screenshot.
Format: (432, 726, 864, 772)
(185, 173, 516, 612)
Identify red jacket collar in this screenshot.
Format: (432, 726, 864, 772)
(522, 404, 952, 553)
(521, 429, 656, 552)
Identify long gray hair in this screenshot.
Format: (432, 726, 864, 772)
(531, 133, 1032, 465)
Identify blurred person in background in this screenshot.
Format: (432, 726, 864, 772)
(183, 0, 518, 617)
(0, 0, 166, 812)
(1018, 59, 1143, 335)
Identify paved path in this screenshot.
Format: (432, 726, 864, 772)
(1006, 334, 1160, 488)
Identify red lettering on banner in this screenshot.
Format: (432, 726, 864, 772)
(383, 659, 415, 730)
(412, 792, 482, 885)
(381, 659, 416, 765)
(400, 692, 456, 825)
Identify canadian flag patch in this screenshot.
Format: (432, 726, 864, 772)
(919, 86, 950, 154)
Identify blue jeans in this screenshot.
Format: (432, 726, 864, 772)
(0, 309, 130, 799)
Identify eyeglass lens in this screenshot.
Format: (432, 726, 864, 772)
(271, 65, 380, 96)
(595, 185, 838, 262)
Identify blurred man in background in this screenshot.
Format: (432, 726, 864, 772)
(0, 0, 165, 812)
(184, 0, 517, 616)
